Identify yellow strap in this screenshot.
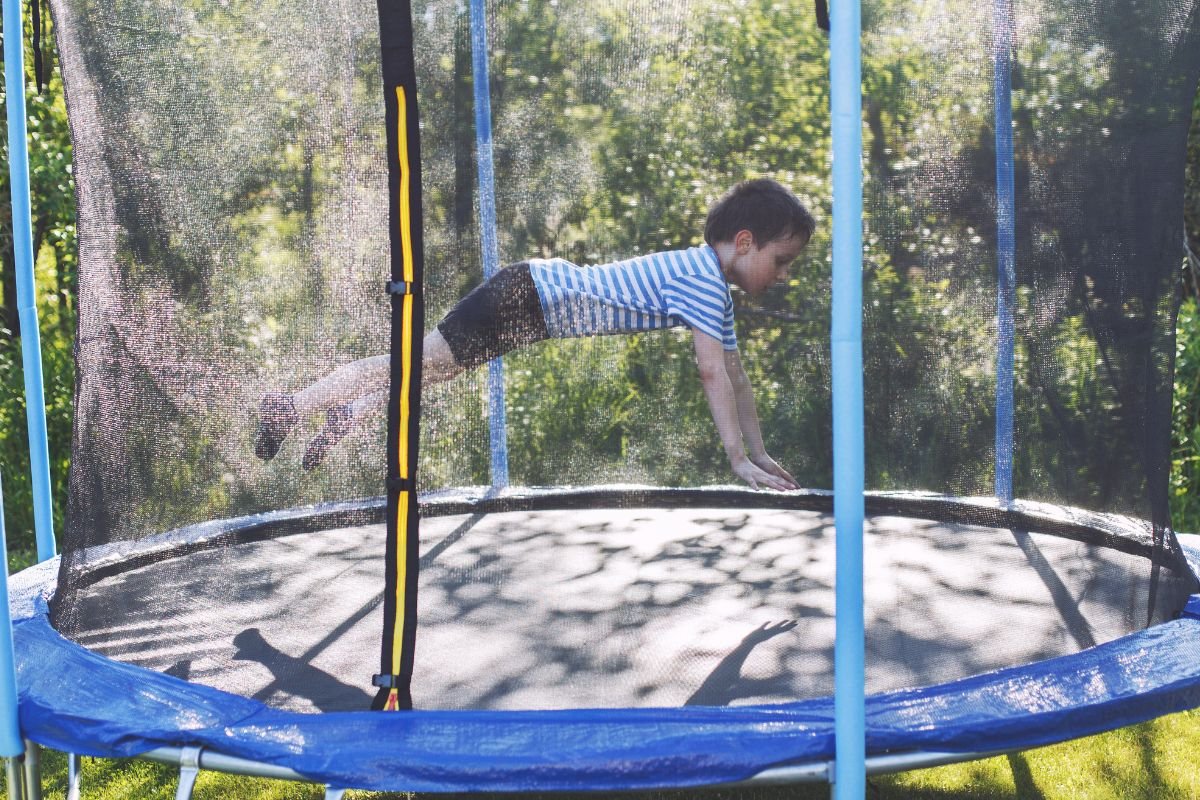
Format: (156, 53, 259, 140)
(397, 87, 415, 284)
(396, 85, 414, 478)
(390, 488, 410, 678)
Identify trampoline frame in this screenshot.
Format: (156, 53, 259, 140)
(55, 486, 1187, 590)
(133, 740, 1012, 789)
(7, 487, 1200, 796)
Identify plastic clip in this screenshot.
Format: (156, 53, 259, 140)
(372, 674, 403, 689)
(386, 280, 413, 295)
(388, 476, 417, 493)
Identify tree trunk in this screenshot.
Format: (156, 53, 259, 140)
(454, 10, 477, 281)
(1, 242, 20, 338)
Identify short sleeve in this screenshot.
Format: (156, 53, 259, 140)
(721, 292, 737, 350)
(661, 274, 737, 350)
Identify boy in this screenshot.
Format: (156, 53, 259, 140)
(255, 178, 814, 491)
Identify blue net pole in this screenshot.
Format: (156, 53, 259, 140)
(993, 0, 1017, 505)
(3, 0, 56, 561)
(0, 474, 25, 759)
(830, 0, 865, 794)
(469, 0, 510, 488)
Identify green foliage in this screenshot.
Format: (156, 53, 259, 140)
(0, 301, 73, 564)
(1173, 298, 1200, 532)
(1179, 89, 1200, 532)
(0, 12, 75, 561)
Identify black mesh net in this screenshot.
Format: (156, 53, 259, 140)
(49, 0, 1200, 713)
(55, 1, 391, 548)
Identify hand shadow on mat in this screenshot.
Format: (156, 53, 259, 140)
(233, 628, 372, 711)
(684, 620, 799, 707)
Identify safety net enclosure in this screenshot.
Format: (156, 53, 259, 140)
(9, 0, 1200, 792)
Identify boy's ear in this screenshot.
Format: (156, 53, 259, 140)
(735, 229, 755, 253)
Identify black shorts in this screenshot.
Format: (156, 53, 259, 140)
(436, 262, 550, 371)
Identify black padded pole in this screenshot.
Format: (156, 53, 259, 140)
(373, 0, 425, 712)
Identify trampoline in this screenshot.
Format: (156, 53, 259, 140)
(49, 489, 1190, 714)
(4, 0, 1200, 794)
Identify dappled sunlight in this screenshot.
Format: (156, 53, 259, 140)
(69, 506, 1159, 713)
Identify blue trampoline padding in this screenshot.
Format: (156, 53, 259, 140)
(13, 571, 1200, 791)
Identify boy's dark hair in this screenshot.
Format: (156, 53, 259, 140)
(704, 178, 816, 248)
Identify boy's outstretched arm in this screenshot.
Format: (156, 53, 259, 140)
(724, 348, 799, 489)
(692, 332, 795, 491)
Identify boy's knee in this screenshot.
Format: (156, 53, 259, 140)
(424, 329, 452, 361)
(423, 329, 462, 382)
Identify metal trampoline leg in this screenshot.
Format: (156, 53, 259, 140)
(19, 743, 39, 800)
(175, 747, 201, 800)
(4, 756, 25, 800)
(324, 788, 346, 800)
(66, 753, 81, 800)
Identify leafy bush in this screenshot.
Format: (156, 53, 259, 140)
(0, 41, 75, 567)
(1173, 297, 1200, 533)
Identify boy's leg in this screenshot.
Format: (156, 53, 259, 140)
(423, 328, 465, 386)
(300, 331, 461, 470)
(292, 354, 390, 417)
(302, 389, 388, 470)
(293, 335, 460, 410)
(257, 263, 542, 463)
(254, 354, 388, 462)
(294, 334, 461, 414)
(258, 337, 460, 465)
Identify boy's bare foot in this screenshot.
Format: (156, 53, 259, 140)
(303, 404, 354, 471)
(253, 393, 298, 461)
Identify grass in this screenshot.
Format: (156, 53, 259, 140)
(4, 708, 1200, 799)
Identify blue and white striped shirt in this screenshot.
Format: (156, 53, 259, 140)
(528, 245, 737, 350)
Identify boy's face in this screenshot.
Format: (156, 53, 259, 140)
(728, 230, 808, 296)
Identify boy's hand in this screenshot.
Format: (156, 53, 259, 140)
(733, 457, 796, 491)
(749, 453, 799, 490)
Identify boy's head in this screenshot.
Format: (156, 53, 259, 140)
(704, 178, 816, 250)
(705, 179, 815, 295)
